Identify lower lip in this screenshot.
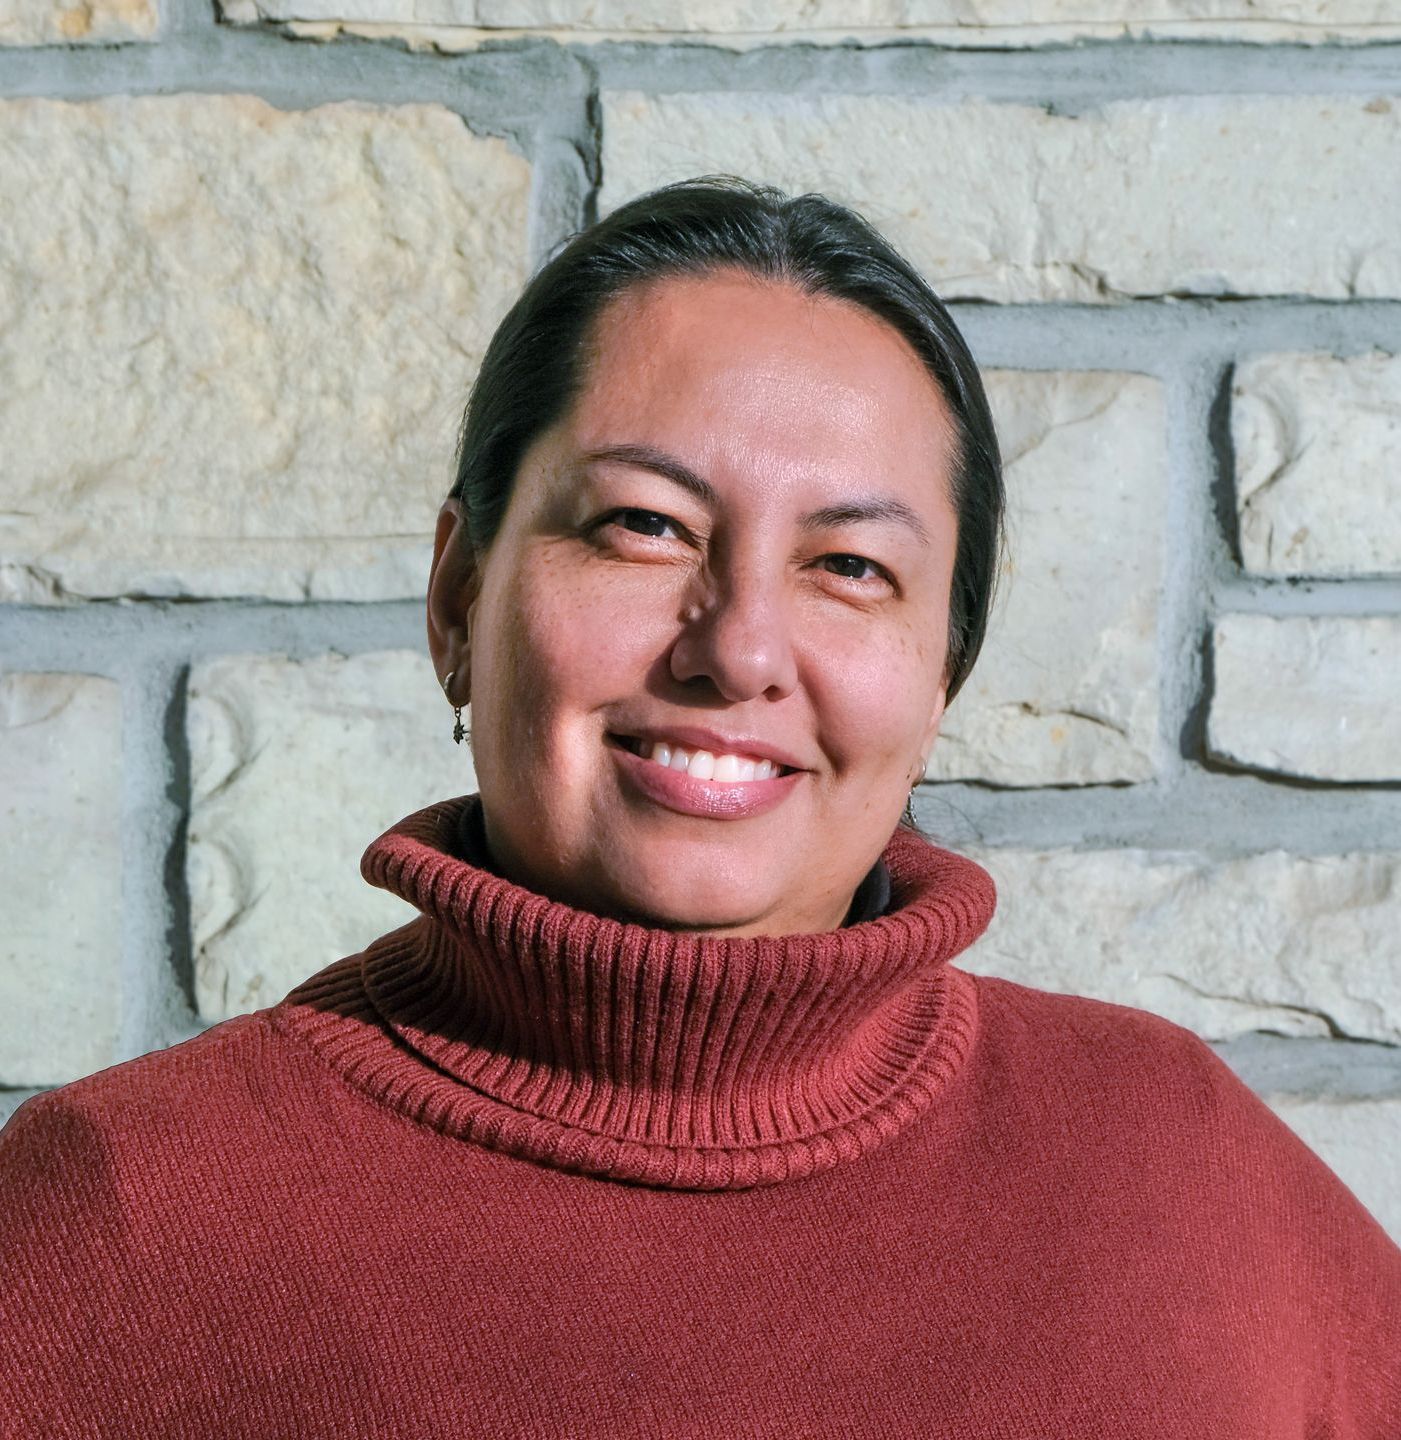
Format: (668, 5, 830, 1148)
(609, 738, 804, 820)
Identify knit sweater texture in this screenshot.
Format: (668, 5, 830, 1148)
(2, 793, 1399, 1437)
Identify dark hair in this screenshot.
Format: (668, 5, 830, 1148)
(449, 175, 1006, 823)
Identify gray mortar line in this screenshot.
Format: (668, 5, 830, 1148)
(524, 89, 597, 273)
(1213, 1032, 1401, 1098)
(948, 300, 1401, 370)
(1211, 578, 1401, 616)
(7, 31, 1401, 110)
(911, 765, 1401, 853)
(0, 599, 425, 672)
(526, 134, 591, 273)
(580, 35, 1401, 103)
(0, 31, 590, 164)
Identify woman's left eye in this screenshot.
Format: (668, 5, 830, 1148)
(820, 554, 887, 585)
(605, 508, 681, 539)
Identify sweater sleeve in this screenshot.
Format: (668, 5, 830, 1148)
(0, 1090, 142, 1437)
(1188, 1038, 1401, 1438)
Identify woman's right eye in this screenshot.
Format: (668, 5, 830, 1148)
(606, 508, 680, 539)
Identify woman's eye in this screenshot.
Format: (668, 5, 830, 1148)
(820, 553, 887, 585)
(606, 508, 681, 539)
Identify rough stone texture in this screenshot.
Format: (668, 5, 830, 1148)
(1233, 350, 1401, 578)
(925, 370, 1163, 786)
(960, 845, 1401, 1045)
(1265, 1094, 1401, 1245)
(0, 95, 530, 604)
(601, 93, 1401, 304)
(218, 0, 1401, 46)
(1207, 614, 1401, 782)
(187, 651, 479, 1023)
(0, 674, 121, 1088)
(0, 0, 156, 44)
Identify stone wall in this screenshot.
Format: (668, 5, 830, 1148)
(2, 1, 1398, 1239)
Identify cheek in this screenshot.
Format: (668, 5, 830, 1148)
(480, 560, 661, 744)
(808, 625, 940, 769)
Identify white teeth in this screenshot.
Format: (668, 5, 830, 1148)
(634, 739, 786, 783)
(713, 754, 741, 782)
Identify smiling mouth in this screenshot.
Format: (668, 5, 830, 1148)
(607, 733, 797, 783)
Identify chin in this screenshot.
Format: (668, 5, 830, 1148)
(593, 851, 769, 933)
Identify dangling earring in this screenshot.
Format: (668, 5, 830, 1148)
(442, 670, 466, 745)
(904, 753, 928, 826)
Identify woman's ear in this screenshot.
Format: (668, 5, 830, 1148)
(426, 497, 481, 705)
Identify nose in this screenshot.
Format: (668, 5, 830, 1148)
(668, 564, 799, 703)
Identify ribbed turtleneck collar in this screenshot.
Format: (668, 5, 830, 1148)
(271, 794, 998, 1192)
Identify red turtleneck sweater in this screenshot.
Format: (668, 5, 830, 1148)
(3, 795, 1398, 1437)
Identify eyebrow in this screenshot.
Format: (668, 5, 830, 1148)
(577, 443, 934, 549)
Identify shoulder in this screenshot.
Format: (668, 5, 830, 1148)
(970, 970, 1216, 1092)
(0, 1010, 307, 1220)
(973, 974, 1368, 1165)
(969, 972, 1401, 1347)
(963, 972, 1256, 1194)
(0, 1007, 334, 1325)
(3, 1011, 273, 1146)
(969, 972, 1350, 1171)
(967, 972, 1399, 1247)
(0, 1013, 316, 1421)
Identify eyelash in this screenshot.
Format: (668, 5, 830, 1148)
(597, 508, 894, 589)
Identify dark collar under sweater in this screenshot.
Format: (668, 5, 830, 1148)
(272, 793, 998, 1191)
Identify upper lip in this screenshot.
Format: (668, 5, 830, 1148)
(610, 724, 808, 772)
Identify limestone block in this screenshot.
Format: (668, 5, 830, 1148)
(217, 0, 1401, 46)
(1266, 1094, 1401, 1246)
(961, 845, 1401, 1045)
(924, 371, 1163, 786)
(187, 651, 479, 1021)
(1207, 614, 1401, 781)
(0, 673, 121, 1087)
(0, 95, 530, 603)
(1233, 350, 1401, 578)
(0, 0, 156, 44)
(600, 93, 1401, 303)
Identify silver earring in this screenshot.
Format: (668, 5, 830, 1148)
(442, 670, 465, 745)
(904, 753, 928, 826)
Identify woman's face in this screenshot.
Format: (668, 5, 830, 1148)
(427, 269, 961, 936)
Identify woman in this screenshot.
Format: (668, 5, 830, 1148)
(3, 177, 1398, 1437)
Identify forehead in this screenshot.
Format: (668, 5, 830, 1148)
(566, 270, 959, 504)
